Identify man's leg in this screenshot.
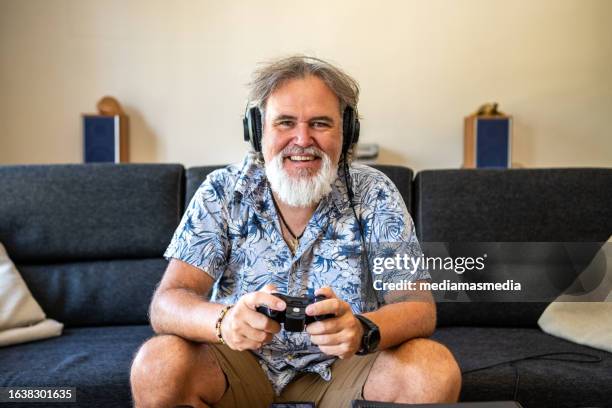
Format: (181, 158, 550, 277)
(130, 334, 226, 408)
(363, 338, 462, 403)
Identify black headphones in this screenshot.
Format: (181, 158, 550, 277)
(243, 105, 360, 157)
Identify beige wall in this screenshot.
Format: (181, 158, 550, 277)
(1, 0, 610, 171)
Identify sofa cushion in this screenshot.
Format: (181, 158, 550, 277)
(16, 258, 167, 326)
(0, 242, 46, 331)
(414, 168, 612, 243)
(415, 168, 612, 327)
(186, 164, 415, 213)
(0, 242, 64, 346)
(1, 325, 608, 408)
(0, 325, 153, 408)
(0, 164, 185, 263)
(432, 326, 612, 408)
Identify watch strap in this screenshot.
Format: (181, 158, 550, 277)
(355, 314, 380, 355)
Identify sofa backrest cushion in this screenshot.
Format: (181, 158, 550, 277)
(186, 164, 415, 213)
(414, 168, 612, 327)
(0, 164, 185, 263)
(17, 258, 167, 326)
(18, 258, 167, 326)
(414, 168, 612, 243)
(0, 164, 185, 326)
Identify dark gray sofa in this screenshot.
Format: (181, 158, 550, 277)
(0, 163, 610, 408)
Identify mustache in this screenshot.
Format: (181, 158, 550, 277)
(281, 146, 324, 158)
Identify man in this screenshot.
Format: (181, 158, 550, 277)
(130, 56, 461, 408)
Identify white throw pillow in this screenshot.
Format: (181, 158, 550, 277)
(0, 242, 63, 346)
(538, 237, 612, 353)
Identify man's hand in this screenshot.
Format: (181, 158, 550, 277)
(220, 284, 285, 351)
(305, 287, 364, 359)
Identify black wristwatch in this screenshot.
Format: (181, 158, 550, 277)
(354, 314, 381, 355)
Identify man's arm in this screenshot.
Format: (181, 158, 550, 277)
(306, 283, 435, 358)
(149, 258, 223, 343)
(150, 258, 284, 349)
(363, 284, 436, 350)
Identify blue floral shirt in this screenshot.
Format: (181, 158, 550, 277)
(164, 152, 429, 394)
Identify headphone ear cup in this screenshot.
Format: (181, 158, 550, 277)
(353, 120, 360, 145)
(244, 107, 263, 152)
(251, 107, 263, 153)
(342, 107, 357, 156)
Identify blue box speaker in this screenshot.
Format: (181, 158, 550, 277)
(463, 116, 512, 168)
(83, 115, 129, 163)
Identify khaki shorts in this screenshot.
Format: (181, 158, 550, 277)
(208, 344, 380, 408)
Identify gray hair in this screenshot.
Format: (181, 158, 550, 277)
(247, 55, 360, 116)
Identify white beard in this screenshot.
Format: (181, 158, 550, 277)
(264, 148, 337, 208)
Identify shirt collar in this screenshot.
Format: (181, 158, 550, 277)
(233, 152, 267, 204)
(330, 166, 351, 213)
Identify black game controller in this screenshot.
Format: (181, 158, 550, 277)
(256, 293, 334, 332)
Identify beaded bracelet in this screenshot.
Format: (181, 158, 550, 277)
(215, 305, 232, 345)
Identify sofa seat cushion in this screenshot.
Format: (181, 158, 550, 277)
(432, 326, 612, 408)
(2, 325, 609, 407)
(0, 325, 153, 407)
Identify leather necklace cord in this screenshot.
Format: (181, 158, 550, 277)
(270, 193, 304, 252)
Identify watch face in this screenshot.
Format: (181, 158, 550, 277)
(366, 327, 381, 351)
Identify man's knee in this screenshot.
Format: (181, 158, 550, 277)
(130, 334, 225, 408)
(365, 338, 461, 403)
(401, 338, 461, 399)
(393, 338, 461, 402)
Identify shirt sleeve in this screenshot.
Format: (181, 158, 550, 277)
(360, 172, 430, 304)
(163, 173, 230, 281)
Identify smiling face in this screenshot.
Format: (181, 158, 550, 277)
(261, 75, 343, 179)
